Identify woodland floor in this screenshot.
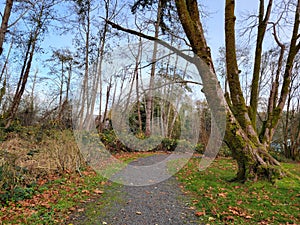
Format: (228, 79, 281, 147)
(1, 152, 299, 224)
(66, 154, 201, 225)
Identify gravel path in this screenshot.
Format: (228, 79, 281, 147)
(67, 154, 201, 225)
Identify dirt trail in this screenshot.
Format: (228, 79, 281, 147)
(67, 154, 201, 225)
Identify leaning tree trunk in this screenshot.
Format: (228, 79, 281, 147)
(175, 0, 284, 182)
(0, 0, 14, 56)
(107, 0, 298, 182)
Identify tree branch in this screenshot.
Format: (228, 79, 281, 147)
(105, 19, 194, 63)
(142, 80, 203, 92)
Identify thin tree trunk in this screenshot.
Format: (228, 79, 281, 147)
(260, 0, 300, 146)
(79, 0, 91, 130)
(90, 3, 109, 131)
(0, 0, 13, 56)
(249, 0, 273, 129)
(102, 78, 112, 129)
(135, 37, 143, 134)
(145, 0, 162, 137)
(65, 61, 72, 102)
(6, 32, 37, 128)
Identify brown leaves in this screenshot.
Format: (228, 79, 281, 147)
(195, 211, 206, 217)
(228, 206, 252, 219)
(93, 189, 104, 195)
(217, 192, 228, 198)
(81, 189, 90, 194)
(0, 166, 107, 224)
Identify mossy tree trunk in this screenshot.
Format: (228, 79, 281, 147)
(109, 0, 299, 182)
(175, 0, 300, 182)
(248, 0, 273, 130)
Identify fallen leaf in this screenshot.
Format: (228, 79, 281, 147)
(224, 216, 234, 221)
(94, 189, 104, 194)
(208, 217, 215, 221)
(217, 192, 227, 198)
(195, 211, 205, 217)
(69, 207, 76, 212)
(136, 211, 142, 215)
(236, 200, 243, 205)
(81, 190, 90, 194)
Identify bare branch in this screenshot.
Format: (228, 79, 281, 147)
(142, 80, 203, 92)
(105, 19, 194, 62)
(270, 22, 285, 48)
(7, 8, 30, 28)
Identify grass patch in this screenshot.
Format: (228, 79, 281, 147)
(171, 157, 300, 224)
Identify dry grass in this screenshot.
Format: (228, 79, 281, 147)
(0, 129, 85, 196)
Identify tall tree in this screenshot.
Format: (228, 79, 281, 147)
(5, 0, 57, 128)
(110, 0, 300, 182)
(72, 0, 94, 129)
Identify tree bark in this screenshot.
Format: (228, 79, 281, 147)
(174, 0, 283, 182)
(0, 0, 13, 56)
(259, 0, 300, 146)
(108, 0, 299, 182)
(145, 0, 162, 136)
(6, 32, 36, 128)
(249, 0, 273, 129)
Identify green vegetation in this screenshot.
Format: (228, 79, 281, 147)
(0, 127, 84, 206)
(0, 151, 151, 224)
(170, 157, 300, 224)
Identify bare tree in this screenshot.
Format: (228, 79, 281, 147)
(108, 0, 300, 182)
(5, 0, 57, 128)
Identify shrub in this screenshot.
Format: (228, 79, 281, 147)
(0, 151, 35, 205)
(0, 128, 85, 205)
(194, 143, 204, 154)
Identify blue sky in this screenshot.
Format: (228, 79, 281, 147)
(202, 0, 258, 60)
(0, 0, 261, 105)
(40, 0, 260, 61)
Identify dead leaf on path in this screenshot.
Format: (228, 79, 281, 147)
(136, 211, 142, 215)
(195, 211, 205, 217)
(100, 181, 107, 185)
(192, 199, 199, 203)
